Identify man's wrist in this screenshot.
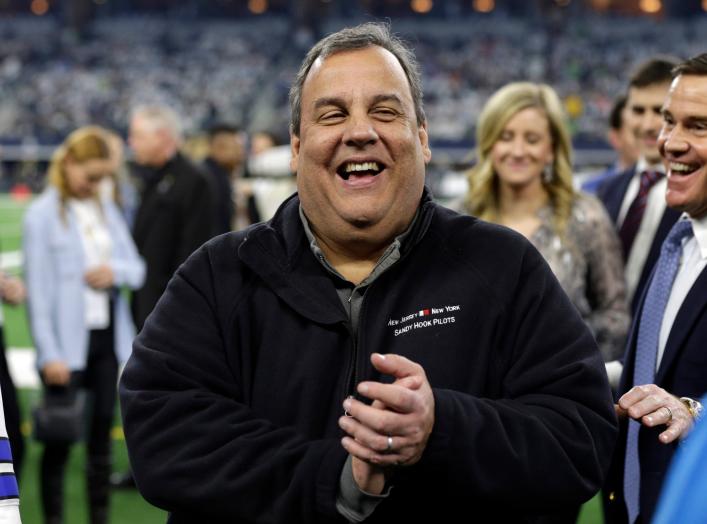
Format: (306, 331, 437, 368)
(336, 456, 391, 523)
(680, 397, 704, 421)
(351, 457, 386, 495)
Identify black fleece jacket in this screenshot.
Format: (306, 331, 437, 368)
(120, 192, 617, 523)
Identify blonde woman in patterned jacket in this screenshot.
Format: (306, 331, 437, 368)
(467, 82, 630, 363)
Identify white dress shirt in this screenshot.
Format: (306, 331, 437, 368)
(69, 198, 113, 329)
(656, 213, 707, 369)
(617, 158, 668, 304)
(606, 212, 707, 388)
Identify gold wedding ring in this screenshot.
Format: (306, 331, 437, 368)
(664, 406, 673, 422)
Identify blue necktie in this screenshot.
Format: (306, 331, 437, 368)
(624, 218, 694, 523)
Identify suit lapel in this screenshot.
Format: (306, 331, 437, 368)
(655, 266, 707, 384)
(133, 172, 177, 245)
(133, 188, 161, 245)
(605, 167, 635, 223)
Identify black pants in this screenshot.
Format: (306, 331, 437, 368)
(40, 323, 118, 524)
(0, 327, 24, 483)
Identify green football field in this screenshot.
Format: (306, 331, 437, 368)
(0, 195, 603, 523)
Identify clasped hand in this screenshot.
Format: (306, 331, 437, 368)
(84, 264, 114, 289)
(0, 274, 25, 305)
(339, 353, 435, 474)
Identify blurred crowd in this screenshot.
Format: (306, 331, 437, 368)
(0, 16, 286, 145)
(1, 15, 707, 148)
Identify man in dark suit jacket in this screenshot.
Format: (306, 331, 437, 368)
(202, 123, 260, 235)
(597, 58, 681, 316)
(603, 53, 707, 524)
(129, 105, 214, 332)
(111, 108, 214, 490)
(583, 94, 638, 195)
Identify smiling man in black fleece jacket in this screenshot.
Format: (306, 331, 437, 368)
(119, 22, 617, 523)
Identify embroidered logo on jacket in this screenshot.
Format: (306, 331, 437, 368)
(388, 304, 461, 337)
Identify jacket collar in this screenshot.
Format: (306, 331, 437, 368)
(139, 152, 182, 190)
(238, 188, 436, 325)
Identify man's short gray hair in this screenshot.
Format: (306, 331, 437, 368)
(289, 22, 426, 136)
(131, 105, 183, 142)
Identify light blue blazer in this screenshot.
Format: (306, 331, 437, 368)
(23, 187, 145, 371)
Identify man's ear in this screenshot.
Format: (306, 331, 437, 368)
(607, 128, 621, 151)
(419, 122, 432, 164)
(290, 128, 300, 173)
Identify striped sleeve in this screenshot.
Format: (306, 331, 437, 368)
(0, 390, 20, 522)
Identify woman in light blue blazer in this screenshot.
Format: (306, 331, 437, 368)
(23, 127, 145, 524)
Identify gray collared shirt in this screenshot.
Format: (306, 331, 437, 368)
(299, 205, 417, 338)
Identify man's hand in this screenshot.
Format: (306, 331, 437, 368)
(42, 361, 71, 386)
(348, 388, 420, 494)
(0, 275, 25, 305)
(617, 384, 694, 443)
(339, 353, 435, 470)
(350, 457, 386, 495)
(85, 264, 114, 289)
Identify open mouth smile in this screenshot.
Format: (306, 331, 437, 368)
(336, 161, 384, 180)
(669, 161, 701, 176)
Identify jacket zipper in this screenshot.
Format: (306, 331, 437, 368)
(343, 330, 356, 416)
(343, 285, 371, 414)
(336, 205, 431, 412)
(342, 290, 357, 415)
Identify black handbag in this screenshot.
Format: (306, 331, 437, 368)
(32, 385, 87, 444)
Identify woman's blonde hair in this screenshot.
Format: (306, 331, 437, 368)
(466, 82, 576, 236)
(47, 126, 110, 222)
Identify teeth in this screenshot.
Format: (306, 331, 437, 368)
(670, 162, 697, 174)
(344, 161, 381, 173)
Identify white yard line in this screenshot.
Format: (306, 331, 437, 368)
(0, 251, 22, 271)
(7, 347, 39, 389)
